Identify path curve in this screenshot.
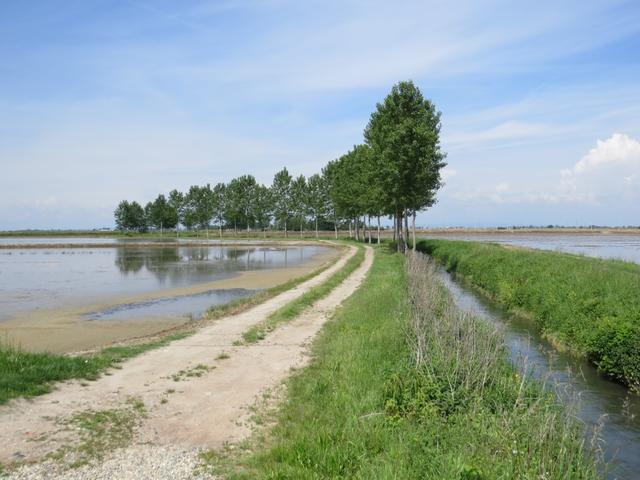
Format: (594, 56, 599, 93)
(2, 245, 374, 479)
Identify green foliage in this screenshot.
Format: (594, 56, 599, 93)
(114, 200, 147, 232)
(365, 80, 446, 240)
(418, 239, 640, 386)
(0, 333, 189, 405)
(271, 167, 293, 234)
(144, 193, 178, 231)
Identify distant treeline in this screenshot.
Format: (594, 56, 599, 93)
(115, 81, 446, 251)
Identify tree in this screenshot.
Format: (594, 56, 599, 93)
(271, 168, 293, 237)
(252, 184, 273, 236)
(211, 182, 227, 237)
(114, 200, 146, 232)
(168, 189, 184, 235)
(183, 185, 214, 233)
(145, 194, 178, 235)
(364, 80, 446, 251)
(306, 173, 329, 239)
(291, 174, 307, 237)
(226, 175, 258, 233)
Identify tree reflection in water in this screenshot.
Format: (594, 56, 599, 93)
(113, 246, 293, 285)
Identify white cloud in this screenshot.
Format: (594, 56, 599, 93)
(446, 133, 640, 207)
(570, 133, 640, 174)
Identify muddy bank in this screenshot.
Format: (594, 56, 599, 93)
(0, 247, 339, 354)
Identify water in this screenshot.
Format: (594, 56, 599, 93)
(436, 267, 640, 479)
(422, 232, 640, 264)
(0, 243, 331, 321)
(86, 288, 258, 321)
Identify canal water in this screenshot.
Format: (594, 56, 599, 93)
(436, 267, 640, 479)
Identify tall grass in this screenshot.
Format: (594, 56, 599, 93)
(212, 247, 599, 479)
(417, 239, 640, 387)
(400, 251, 600, 478)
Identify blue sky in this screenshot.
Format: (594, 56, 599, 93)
(1, 0, 640, 229)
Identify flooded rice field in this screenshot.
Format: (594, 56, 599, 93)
(422, 232, 640, 264)
(0, 240, 335, 352)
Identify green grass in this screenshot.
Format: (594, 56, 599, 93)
(0, 332, 189, 405)
(203, 246, 599, 479)
(240, 246, 365, 344)
(417, 239, 640, 387)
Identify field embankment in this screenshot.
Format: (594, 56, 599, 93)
(221, 246, 598, 479)
(417, 239, 640, 387)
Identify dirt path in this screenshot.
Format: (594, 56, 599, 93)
(1, 245, 374, 478)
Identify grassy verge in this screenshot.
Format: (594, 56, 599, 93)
(204, 246, 599, 479)
(240, 246, 365, 344)
(0, 333, 189, 405)
(417, 239, 640, 387)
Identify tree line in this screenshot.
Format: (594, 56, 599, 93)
(115, 80, 446, 252)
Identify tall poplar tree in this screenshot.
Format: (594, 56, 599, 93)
(271, 168, 293, 237)
(364, 80, 446, 251)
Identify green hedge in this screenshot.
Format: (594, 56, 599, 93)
(417, 239, 640, 387)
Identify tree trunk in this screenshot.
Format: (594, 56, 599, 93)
(348, 220, 352, 238)
(377, 216, 381, 244)
(355, 218, 360, 242)
(334, 216, 338, 239)
(315, 216, 319, 239)
(367, 216, 372, 244)
(396, 212, 405, 252)
(403, 210, 409, 250)
(392, 215, 396, 243)
(284, 218, 288, 238)
(234, 220, 237, 236)
(219, 224, 222, 238)
(412, 211, 416, 252)
(300, 216, 303, 238)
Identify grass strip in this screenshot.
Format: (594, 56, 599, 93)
(0, 332, 189, 405)
(417, 238, 640, 387)
(0, 245, 345, 405)
(208, 246, 599, 479)
(202, 247, 343, 323)
(240, 246, 365, 344)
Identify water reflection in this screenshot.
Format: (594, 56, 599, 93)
(0, 245, 330, 321)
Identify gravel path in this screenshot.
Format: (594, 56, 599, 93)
(6, 446, 210, 480)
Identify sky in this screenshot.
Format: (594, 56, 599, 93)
(1, 0, 640, 230)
